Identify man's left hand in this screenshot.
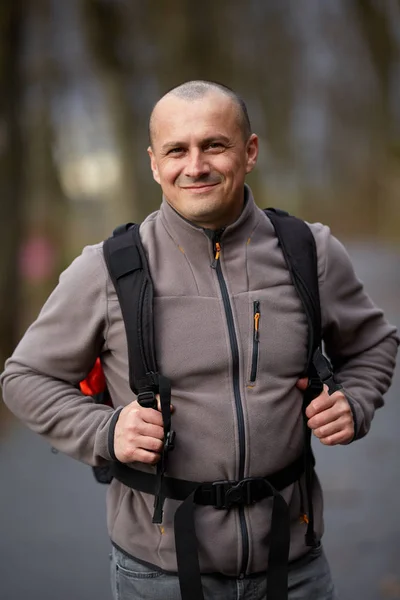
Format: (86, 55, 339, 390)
(296, 378, 354, 445)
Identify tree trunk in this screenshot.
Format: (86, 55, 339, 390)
(81, 0, 139, 226)
(20, 0, 71, 328)
(0, 2, 23, 431)
(0, 1, 23, 376)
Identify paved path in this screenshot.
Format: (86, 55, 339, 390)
(0, 242, 399, 600)
(316, 243, 400, 600)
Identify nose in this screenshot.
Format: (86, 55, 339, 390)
(183, 149, 210, 179)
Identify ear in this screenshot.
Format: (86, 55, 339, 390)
(147, 146, 161, 184)
(245, 134, 259, 174)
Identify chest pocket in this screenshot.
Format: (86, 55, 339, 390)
(237, 292, 309, 388)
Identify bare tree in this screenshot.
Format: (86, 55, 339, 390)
(81, 0, 140, 224)
(354, 0, 400, 241)
(0, 1, 24, 388)
(19, 0, 71, 327)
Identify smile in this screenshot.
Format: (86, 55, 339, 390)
(181, 183, 220, 192)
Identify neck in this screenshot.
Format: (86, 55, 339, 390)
(165, 191, 247, 231)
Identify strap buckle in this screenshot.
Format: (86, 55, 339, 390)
(312, 348, 342, 394)
(137, 390, 157, 409)
(212, 477, 268, 509)
(164, 430, 176, 453)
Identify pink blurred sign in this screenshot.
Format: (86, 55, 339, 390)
(19, 236, 56, 282)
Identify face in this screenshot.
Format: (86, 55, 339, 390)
(148, 92, 258, 229)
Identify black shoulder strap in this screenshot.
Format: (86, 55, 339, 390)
(264, 208, 340, 393)
(103, 223, 175, 524)
(265, 207, 324, 549)
(265, 207, 343, 549)
(264, 208, 321, 371)
(103, 223, 158, 395)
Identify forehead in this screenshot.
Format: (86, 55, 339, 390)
(151, 92, 241, 146)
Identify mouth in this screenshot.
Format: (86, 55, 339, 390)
(181, 183, 220, 192)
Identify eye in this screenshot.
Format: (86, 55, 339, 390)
(168, 147, 185, 155)
(206, 142, 224, 151)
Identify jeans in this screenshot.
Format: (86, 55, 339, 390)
(110, 544, 337, 600)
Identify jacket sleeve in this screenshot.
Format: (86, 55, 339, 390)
(317, 228, 399, 440)
(0, 243, 119, 466)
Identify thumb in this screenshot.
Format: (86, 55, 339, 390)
(155, 393, 175, 413)
(296, 377, 309, 391)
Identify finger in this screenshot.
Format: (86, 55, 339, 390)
(132, 447, 162, 464)
(137, 435, 164, 454)
(311, 415, 349, 440)
(139, 406, 164, 427)
(137, 421, 164, 440)
(307, 392, 353, 429)
(319, 429, 354, 446)
(305, 385, 334, 418)
(307, 403, 344, 429)
(296, 377, 309, 391)
(120, 406, 164, 437)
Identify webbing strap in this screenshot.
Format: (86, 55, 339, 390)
(111, 456, 306, 599)
(303, 351, 340, 545)
(312, 348, 342, 394)
(152, 374, 174, 524)
(265, 209, 321, 370)
(302, 376, 322, 547)
(266, 487, 291, 599)
(174, 484, 290, 600)
(265, 208, 323, 552)
(159, 374, 172, 435)
(110, 453, 305, 502)
(175, 490, 203, 600)
(104, 225, 176, 524)
(103, 225, 157, 395)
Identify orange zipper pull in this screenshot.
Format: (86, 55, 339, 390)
(254, 302, 260, 341)
(254, 312, 260, 339)
(300, 513, 309, 524)
(211, 241, 221, 268)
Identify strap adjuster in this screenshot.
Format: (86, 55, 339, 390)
(164, 430, 176, 453)
(211, 481, 231, 509)
(137, 391, 157, 409)
(212, 477, 269, 509)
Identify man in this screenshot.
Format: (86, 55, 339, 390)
(1, 81, 398, 600)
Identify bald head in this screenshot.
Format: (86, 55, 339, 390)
(149, 80, 251, 146)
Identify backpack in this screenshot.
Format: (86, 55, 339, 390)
(80, 208, 339, 600)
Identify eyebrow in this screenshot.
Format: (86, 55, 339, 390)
(161, 135, 231, 153)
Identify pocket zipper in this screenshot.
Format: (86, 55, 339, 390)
(250, 301, 260, 382)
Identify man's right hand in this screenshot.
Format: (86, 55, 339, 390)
(113, 401, 165, 464)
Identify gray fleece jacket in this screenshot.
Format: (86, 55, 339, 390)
(1, 187, 398, 576)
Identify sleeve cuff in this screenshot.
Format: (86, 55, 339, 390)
(341, 389, 362, 442)
(108, 407, 123, 461)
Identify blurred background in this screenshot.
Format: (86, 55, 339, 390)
(0, 1, 399, 599)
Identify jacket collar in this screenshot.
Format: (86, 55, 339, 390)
(159, 184, 261, 247)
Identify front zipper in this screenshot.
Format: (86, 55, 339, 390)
(250, 301, 260, 382)
(211, 232, 249, 577)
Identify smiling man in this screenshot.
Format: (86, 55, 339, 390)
(147, 87, 257, 230)
(1, 81, 398, 600)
